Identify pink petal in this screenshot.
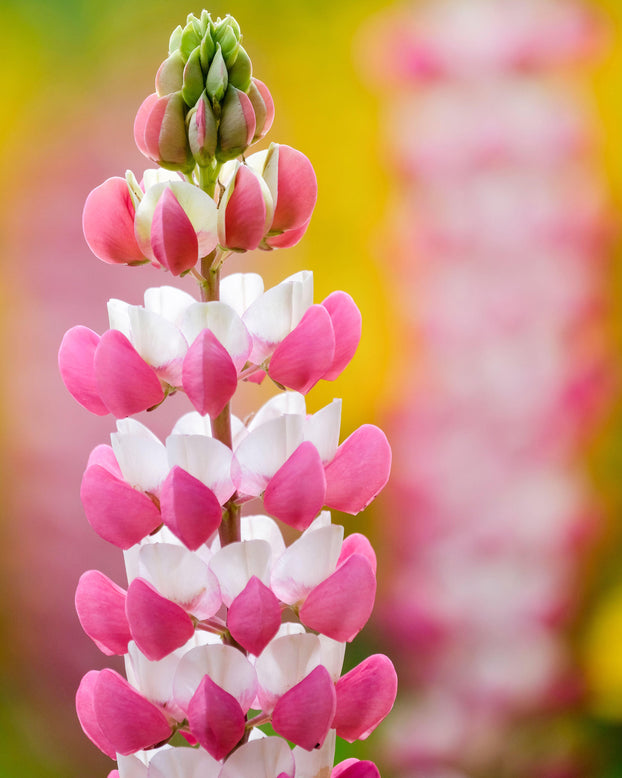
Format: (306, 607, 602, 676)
(332, 760, 380, 778)
(58, 326, 108, 415)
(228, 576, 281, 656)
(337, 533, 377, 575)
(182, 329, 238, 418)
(133, 92, 160, 158)
(219, 164, 267, 251)
(263, 442, 326, 530)
(75, 570, 131, 656)
(272, 665, 336, 751)
(265, 144, 318, 233)
(94, 669, 173, 756)
(94, 330, 164, 418)
(320, 291, 362, 381)
(82, 177, 145, 265)
(333, 655, 397, 742)
(263, 218, 310, 250)
(249, 78, 275, 142)
(75, 671, 117, 759)
(151, 187, 199, 276)
(324, 425, 391, 514)
(125, 578, 195, 661)
(268, 305, 335, 394)
(300, 554, 376, 642)
(160, 466, 223, 550)
(86, 444, 122, 477)
(187, 675, 246, 760)
(81, 465, 161, 549)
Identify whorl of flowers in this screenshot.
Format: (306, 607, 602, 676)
(59, 11, 396, 778)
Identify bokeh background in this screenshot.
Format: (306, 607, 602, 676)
(1, 0, 622, 776)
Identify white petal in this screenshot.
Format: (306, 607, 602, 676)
(128, 306, 188, 384)
(166, 434, 234, 504)
(254, 632, 322, 712)
(220, 737, 295, 778)
(241, 515, 286, 556)
(142, 168, 183, 189)
(171, 411, 212, 436)
(318, 637, 346, 682)
(117, 753, 149, 778)
(111, 420, 168, 492)
(242, 271, 313, 363)
(271, 525, 343, 605)
(293, 729, 336, 778)
(220, 272, 265, 316)
(125, 641, 181, 711)
(209, 539, 272, 606)
(167, 181, 218, 256)
(173, 644, 257, 713)
(138, 543, 220, 619)
(148, 746, 221, 778)
(233, 415, 304, 495)
(304, 399, 342, 463)
(249, 391, 306, 431)
(107, 298, 132, 336)
(143, 285, 196, 325)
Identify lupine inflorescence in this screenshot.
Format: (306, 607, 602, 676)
(59, 11, 396, 778)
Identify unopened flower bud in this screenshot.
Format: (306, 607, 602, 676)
(218, 162, 274, 252)
(228, 46, 252, 93)
(181, 46, 204, 108)
(134, 92, 193, 173)
(206, 44, 228, 104)
(155, 50, 185, 96)
(217, 86, 256, 161)
(82, 178, 146, 266)
(248, 79, 275, 142)
(187, 92, 218, 166)
(180, 18, 202, 60)
(260, 143, 318, 233)
(214, 20, 240, 67)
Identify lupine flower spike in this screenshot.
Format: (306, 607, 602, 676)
(61, 11, 396, 778)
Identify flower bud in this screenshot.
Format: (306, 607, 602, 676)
(214, 18, 240, 66)
(82, 177, 146, 265)
(181, 46, 204, 108)
(155, 49, 185, 96)
(134, 180, 218, 275)
(228, 46, 252, 93)
(248, 79, 275, 142)
(187, 92, 218, 166)
(134, 92, 193, 173)
(206, 44, 228, 104)
(218, 162, 274, 251)
(217, 86, 256, 161)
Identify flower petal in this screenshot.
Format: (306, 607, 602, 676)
(333, 655, 397, 742)
(324, 425, 392, 514)
(263, 442, 326, 530)
(228, 576, 281, 656)
(95, 330, 164, 418)
(126, 578, 195, 661)
(58, 326, 108, 415)
(320, 291, 362, 381)
(182, 329, 238, 418)
(268, 305, 335, 394)
(187, 675, 246, 760)
(80, 465, 161, 549)
(272, 665, 336, 751)
(75, 570, 131, 656)
(160, 466, 223, 549)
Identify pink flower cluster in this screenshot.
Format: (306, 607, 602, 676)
(364, 0, 611, 775)
(59, 11, 395, 778)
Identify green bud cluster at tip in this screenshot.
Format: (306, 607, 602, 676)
(158, 12, 252, 110)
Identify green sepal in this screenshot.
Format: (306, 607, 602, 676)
(156, 49, 185, 97)
(168, 25, 183, 55)
(180, 22, 202, 61)
(215, 24, 239, 67)
(199, 29, 216, 72)
(181, 46, 205, 108)
(206, 44, 228, 104)
(228, 46, 252, 92)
